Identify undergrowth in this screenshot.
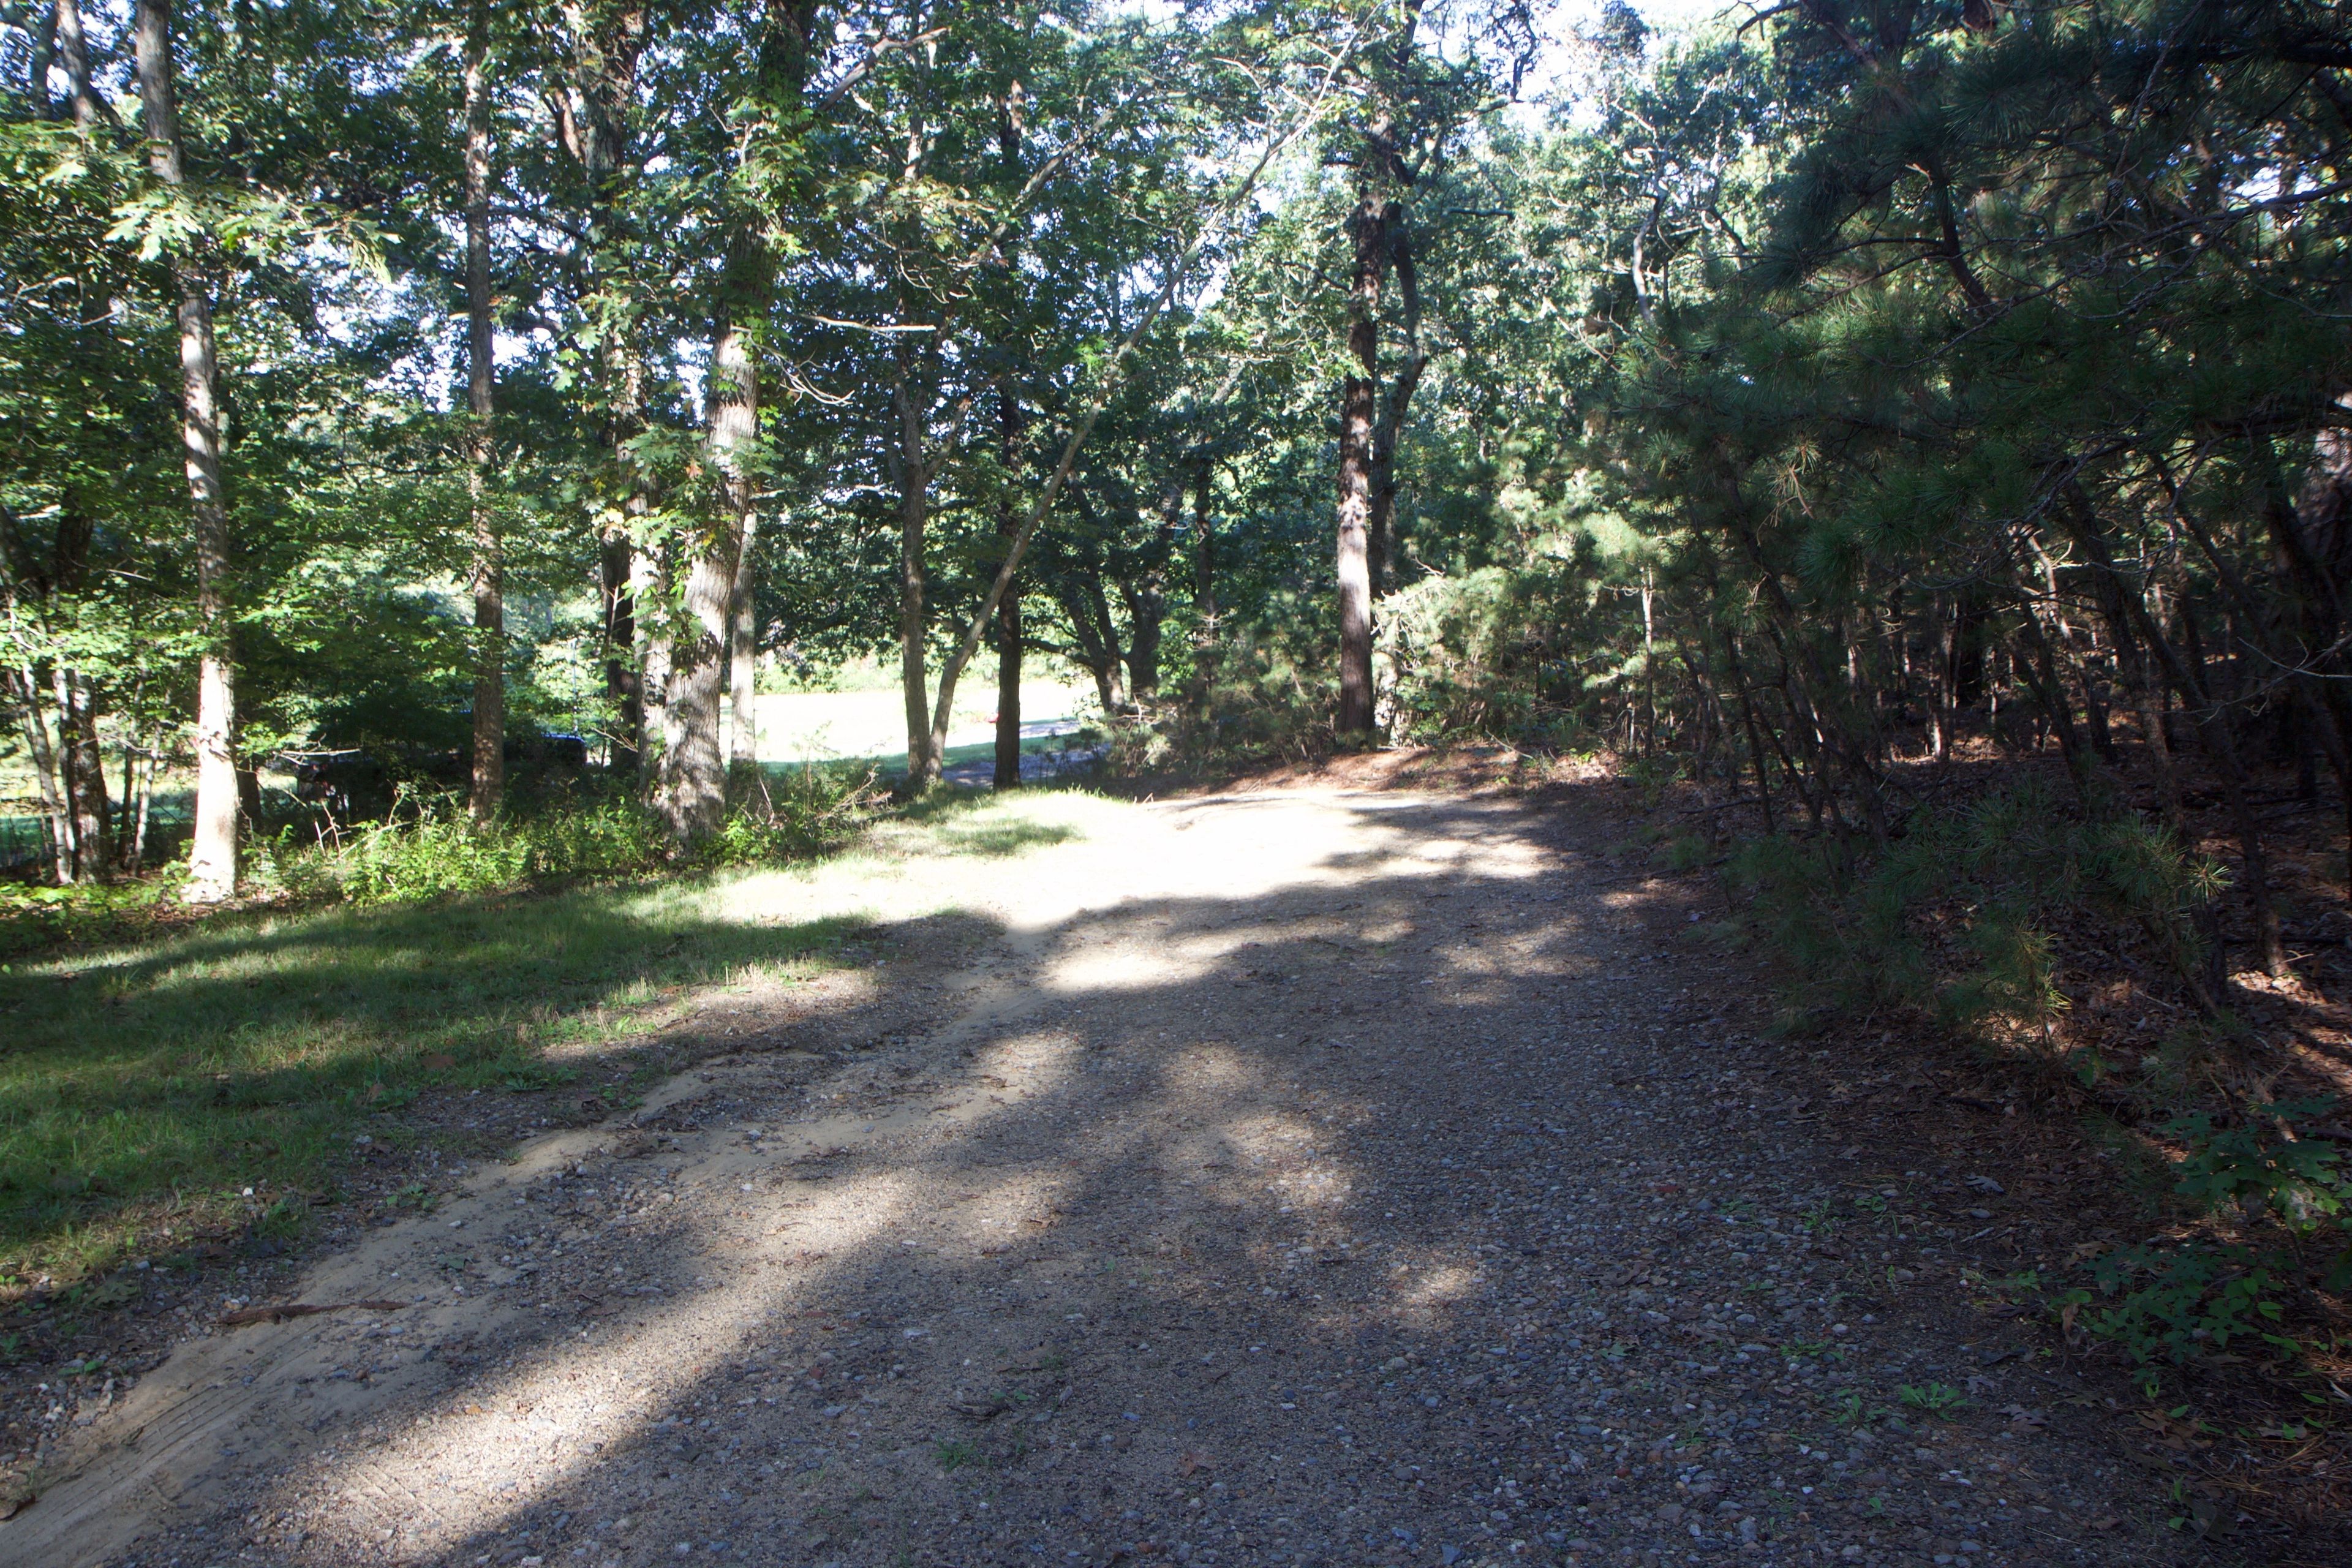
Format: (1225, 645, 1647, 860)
(1720, 780, 2352, 1387)
(0, 763, 879, 958)
(1725, 780, 2225, 1049)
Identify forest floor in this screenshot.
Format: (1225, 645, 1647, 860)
(0, 768, 2297, 1568)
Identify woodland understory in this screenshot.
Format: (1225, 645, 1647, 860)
(8, 0, 2352, 1556)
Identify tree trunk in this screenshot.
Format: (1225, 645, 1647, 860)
(729, 505, 759, 772)
(894, 343, 938, 791)
(660, 301, 755, 845)
(9, 668, 71, 884)
(51, 663, 107, 878)
(1189, 458, 1218, 717)
(27, 2, 55, 118)
(1333, 194, 1389, 737)
(1120, 477, 1180, 708)
(1053, 571, 1125, 719)
(601, 530, 641, 769)
(56, 0, 99, 128)
(464, 0, 503, 823)
(1366, 221, 1425, 601)
(136, 0, 238, 903)
(994, 391, 1025, 790)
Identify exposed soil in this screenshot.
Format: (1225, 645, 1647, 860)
(0, 780, 2276, 1568)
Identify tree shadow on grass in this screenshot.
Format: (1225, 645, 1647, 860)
(0, 885, 867, 1268)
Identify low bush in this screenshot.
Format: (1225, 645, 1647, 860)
(1725, 781, 2224, 1046)
(0, 764, 881, 955)
(2059, 1098, 2351, 1382)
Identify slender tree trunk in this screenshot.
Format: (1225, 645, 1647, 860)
(1120, 478, 1180, 708)
(130, 743, 153, 870)
(1054, 573, 1125, 718)
(51, 664, 106, 878)
(136, 0, 238, 903)
(564, 2, 649, 774)
(601, 530, 641, 769)
(464, 0, 503, 823)
(10, 668, 70, 883)
(1189, 458, 1218, 717)
(1333, 195, 1387, 737)
(1366, 222, 1425, 600)
(994, 391, 1025, 790)
(729, 505, 759, 772)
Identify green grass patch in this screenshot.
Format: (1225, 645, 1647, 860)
(0, 788, 1115, 1285)
(0, 874, 858, 1281)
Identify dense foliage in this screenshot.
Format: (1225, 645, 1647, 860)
(2, 0, 2345, 944)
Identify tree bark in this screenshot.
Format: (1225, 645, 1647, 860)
(9, 666, 71, 883)
(601, 530, 641, 769)
(136, 0, 238, 903)
(1189, 458, 1218, 716)
(894, 341, 938, 790)
(729, 505, 759, 772)
(660, 297, 755, 845)
(464, 0, 503, 823)
(994, 390, 1025, 790)
(51, 663, 107, 878)
(55, 0, 98, 128)
(1366, 221, 1425, 600)
(1333, 194, 1387, 737)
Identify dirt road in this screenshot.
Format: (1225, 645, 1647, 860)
(7, 786, 2182, 1568)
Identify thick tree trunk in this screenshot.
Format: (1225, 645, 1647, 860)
(56, 0, 98, 127)
(659, 308, 754, 845)
(136, 0, 238, 903)
(994, 392, 1025, 790)
(464, 0, 503, 823)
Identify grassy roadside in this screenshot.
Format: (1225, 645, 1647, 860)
(0, 788, 1101, 1292)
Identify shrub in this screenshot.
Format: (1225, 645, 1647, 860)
(2059, 1098, 2350, 1376)
(0, 765, 882, 956)
(1726, 781, 2223, 1043)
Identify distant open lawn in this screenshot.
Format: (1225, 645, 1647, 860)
(747, 675, 1093, 771)
(0, 790, 1109, 1286)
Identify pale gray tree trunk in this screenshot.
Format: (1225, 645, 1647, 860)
(659, 312, 754, 844)
(136, 0, 238, 903)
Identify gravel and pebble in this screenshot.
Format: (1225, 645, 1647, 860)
(13, 788, 2193, 1568)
